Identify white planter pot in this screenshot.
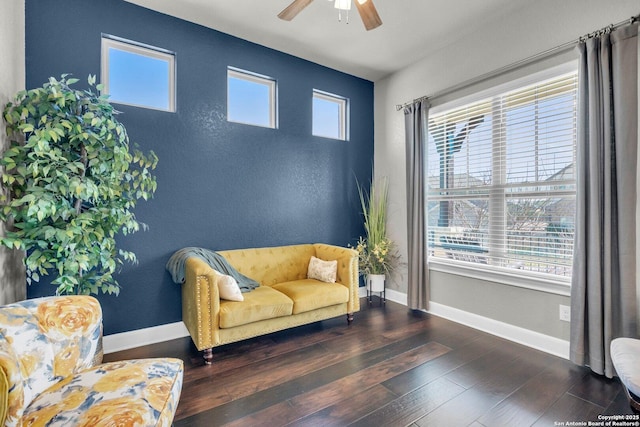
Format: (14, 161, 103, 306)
(367, 274, 386, 293)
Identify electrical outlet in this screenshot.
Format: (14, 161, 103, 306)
(559, 304, 571, 322)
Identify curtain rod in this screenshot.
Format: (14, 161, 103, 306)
(395, 13, 639, 112)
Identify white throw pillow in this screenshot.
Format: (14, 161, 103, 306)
(217, 273, 244, 301)
(307, 256, 337, 283)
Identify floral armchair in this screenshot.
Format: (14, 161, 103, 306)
(0, 296, 183, 426)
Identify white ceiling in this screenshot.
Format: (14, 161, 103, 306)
(124, 0, 531, 82)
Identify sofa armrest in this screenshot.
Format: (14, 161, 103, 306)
(0, 296, 103, 424)
(313, 244, 360, 314)
(182, 257, 221, 350)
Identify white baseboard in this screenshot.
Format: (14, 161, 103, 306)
(105, 291, 569, 359)
(105, 290, 403, 353)
(106, 289, 386, 353)
(427, 301, 570, 359)
(359, 287, 569, 359)
(103, 321, 189, 354)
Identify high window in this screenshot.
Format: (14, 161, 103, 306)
(227, 68, 277, 128)
(313, 90, 348, 140)
(427, 69, 578, 282)
(101, 36, 176, 112)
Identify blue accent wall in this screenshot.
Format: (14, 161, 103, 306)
(24, 0, 374, 335)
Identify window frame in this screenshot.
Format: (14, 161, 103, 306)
(426, 62, 578, 296)
(227, 67, 277, 129)
(312, 89, 349, 141)
(101, 35, 176, 112)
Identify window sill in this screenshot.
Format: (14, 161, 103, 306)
(428, 258, 571, 296)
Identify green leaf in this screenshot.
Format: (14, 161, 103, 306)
(48, 130, 59, 142)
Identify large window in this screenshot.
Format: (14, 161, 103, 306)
(101, 36, 175, 112)
(227, 68, 277, 128)
(427, 70, 578, 281)
(313, 90, 348, 140)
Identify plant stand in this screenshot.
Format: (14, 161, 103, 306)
(366, 274, 386, 306)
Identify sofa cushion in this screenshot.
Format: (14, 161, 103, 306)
(219, 286, 294, 328)
(21, 358, 183, 427)
(272, 280, 349, 314)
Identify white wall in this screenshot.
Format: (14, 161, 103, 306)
(375, 0, 639, 341)
(0, 0, 26, 304)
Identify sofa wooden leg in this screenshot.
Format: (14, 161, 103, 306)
(347, 313, 354, 324)
(203, 348, 213, 365)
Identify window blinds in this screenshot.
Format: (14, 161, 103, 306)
(427, 71, 578, 278)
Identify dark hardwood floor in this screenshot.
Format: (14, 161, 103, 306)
(104, 298, 636, 426)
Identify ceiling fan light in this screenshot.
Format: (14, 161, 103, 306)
(334, 0, 351, 11)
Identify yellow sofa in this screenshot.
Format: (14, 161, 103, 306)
(180, 243, 359, 363)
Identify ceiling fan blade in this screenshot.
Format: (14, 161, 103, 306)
(353, 0, 382, 31)
(278, 0, 315, 21)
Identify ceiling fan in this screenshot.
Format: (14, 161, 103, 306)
(278, 0, 382, 31)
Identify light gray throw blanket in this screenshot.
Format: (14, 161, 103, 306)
(166, 247, 260, 293)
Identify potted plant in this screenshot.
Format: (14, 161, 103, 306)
(354, 177, 399, 294)
(0, 75, 158, 296)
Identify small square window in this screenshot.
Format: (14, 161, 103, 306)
(101, 35, 176, 112)
(313, 90, 348, 141)
(227, 68, 277, 128)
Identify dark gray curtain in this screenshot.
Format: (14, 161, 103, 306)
(404, 99, 430, 310)
(570, 22, 638, 378)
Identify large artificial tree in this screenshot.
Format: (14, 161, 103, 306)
(0, 75, 158, 296)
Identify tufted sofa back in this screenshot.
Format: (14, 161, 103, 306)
(219, 244, 317, 287)
(0, 296, 102, 426)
